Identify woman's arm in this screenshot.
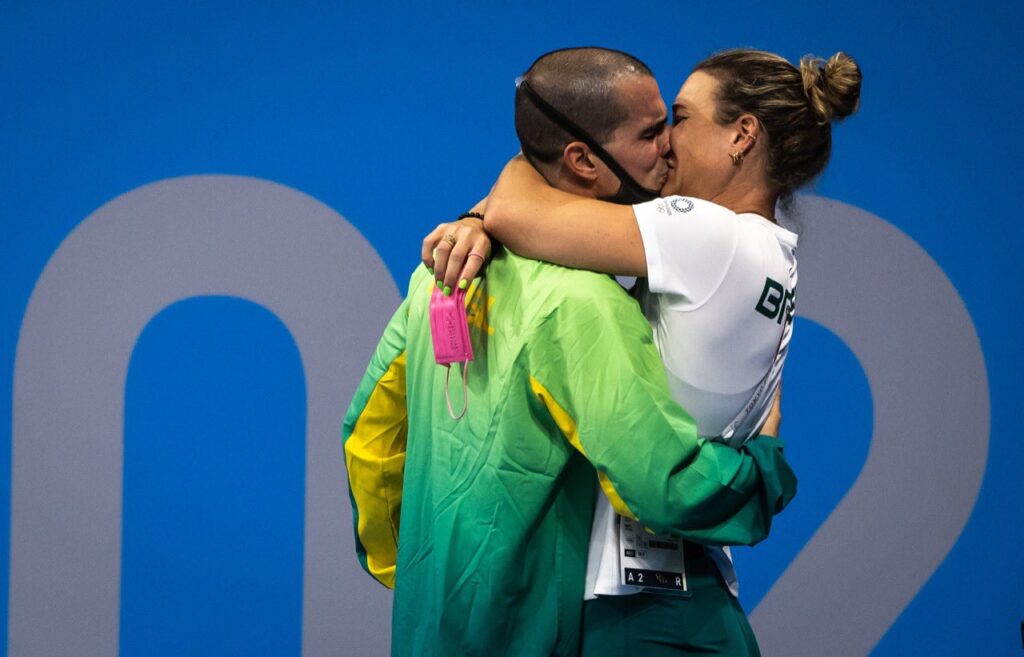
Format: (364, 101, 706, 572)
(422, 156, 650, 290)
(485, 155, 648, 276)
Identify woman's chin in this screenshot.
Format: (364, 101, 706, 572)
(662, 180, 685, 197)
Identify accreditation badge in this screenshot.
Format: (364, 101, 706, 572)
(618, 515, 688, 594)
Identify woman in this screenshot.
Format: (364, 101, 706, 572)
(424, 49, 861, 656)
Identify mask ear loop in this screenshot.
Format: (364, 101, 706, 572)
(444, 362, 469, 420)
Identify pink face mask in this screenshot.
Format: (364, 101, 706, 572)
(429, 286, 474, 420)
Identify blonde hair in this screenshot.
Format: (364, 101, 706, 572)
(694, 49, 862, 198)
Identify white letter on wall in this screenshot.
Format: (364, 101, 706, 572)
(10, 176, 399, 657)
(751, 195, 989, 656)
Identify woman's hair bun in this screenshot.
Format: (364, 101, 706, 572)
(800, 52, 862, 124)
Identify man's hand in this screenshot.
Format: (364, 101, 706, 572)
(422, 213, 492, 294)
(759, 385, 783, 437)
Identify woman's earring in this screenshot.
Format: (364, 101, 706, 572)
(731, 134, 756, 166)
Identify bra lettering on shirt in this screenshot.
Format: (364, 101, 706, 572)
(755, 277, 795, 325)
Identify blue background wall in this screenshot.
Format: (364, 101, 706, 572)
(3, 1, 1021, 655)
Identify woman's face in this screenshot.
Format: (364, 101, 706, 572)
(664, 71, 736, 199)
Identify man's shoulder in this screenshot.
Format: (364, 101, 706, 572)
(493, 254, 655, 358)
(492, 251, 647, 338)
(498, 250, 626, 301)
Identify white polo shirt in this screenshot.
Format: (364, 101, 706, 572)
(585, 195, 798, 600)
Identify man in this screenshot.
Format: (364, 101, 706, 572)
(343, 48, 795, 656)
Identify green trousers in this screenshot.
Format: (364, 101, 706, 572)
(580, 545, 760, 657)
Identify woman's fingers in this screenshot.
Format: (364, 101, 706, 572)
(441, 232, 468, 290)
(761, 385, 783, 437)
(422, 223, 450, 272)
(458, 233, 492, 286)
(422, 218, 492, 294)
(433, 232, 455, 291)
(441, 221, 488, 289)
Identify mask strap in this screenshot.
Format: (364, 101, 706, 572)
(444, 363, 469, 421)
(515, 77, 661, 203)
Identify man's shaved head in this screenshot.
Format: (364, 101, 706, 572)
(515, 47, 654, 165)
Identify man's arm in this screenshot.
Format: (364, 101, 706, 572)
(528, 277, 796, 546)
(342, 280, 417, 589)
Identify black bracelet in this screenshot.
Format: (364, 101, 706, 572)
(457, 211, 485, 221)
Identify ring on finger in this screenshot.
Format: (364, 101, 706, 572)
(443, 233, 457, 247)
(466, 252, 487, 261)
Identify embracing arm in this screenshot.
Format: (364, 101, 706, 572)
(486, 155, 649, 276)
(423, 157, 650, 290)
(529, 280, 797, 546)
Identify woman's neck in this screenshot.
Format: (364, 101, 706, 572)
(710, 179, 778, 223)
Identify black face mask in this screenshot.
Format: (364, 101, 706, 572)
(515, 77, 661, 205)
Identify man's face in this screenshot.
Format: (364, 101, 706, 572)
(599, 75, 670, 195)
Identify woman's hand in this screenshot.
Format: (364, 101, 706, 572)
(422, 216, 493, 294)
(759, 385, 783, 438)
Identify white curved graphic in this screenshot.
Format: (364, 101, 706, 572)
(9, 176, 400, 656)
(750, 195, 990, 656)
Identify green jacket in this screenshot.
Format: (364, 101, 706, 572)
(343, 250, 796, 656)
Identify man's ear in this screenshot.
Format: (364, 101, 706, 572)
(561, 141, 600, 182)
